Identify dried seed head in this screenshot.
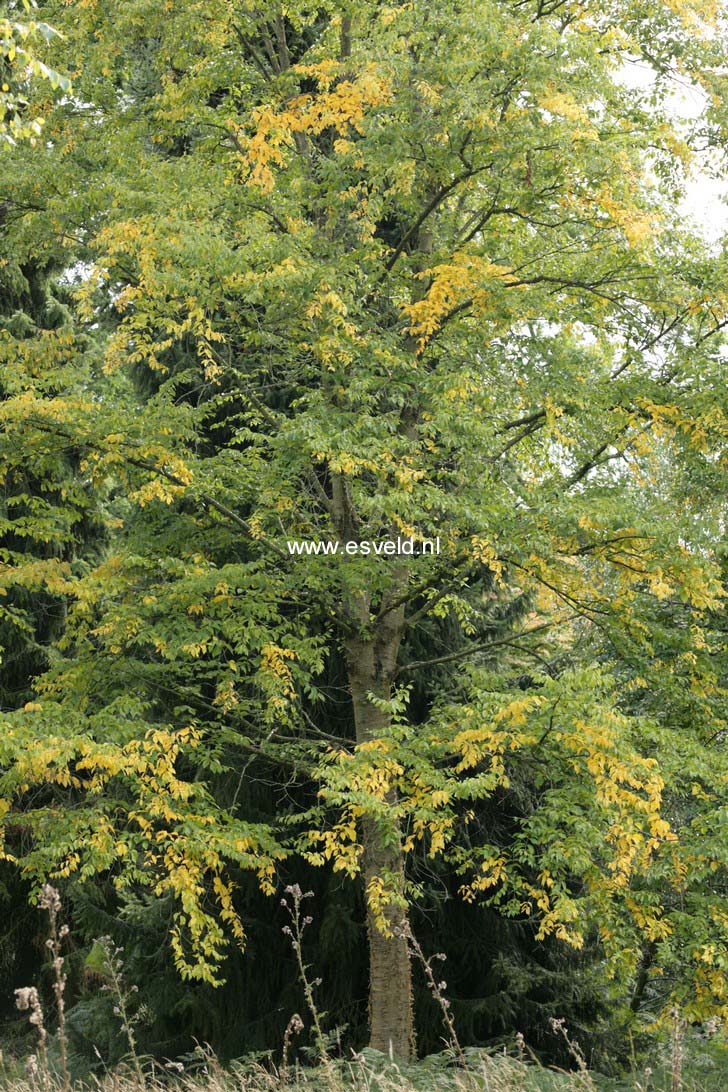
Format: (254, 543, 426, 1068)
(38, 884, 62, 913)
(15, 987, 35, 1011)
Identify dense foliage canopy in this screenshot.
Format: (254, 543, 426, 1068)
(0, 0, 726, 1071)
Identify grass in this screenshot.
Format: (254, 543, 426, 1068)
(3, 886, 725, 1092)
(1, 1042, 726, 1092)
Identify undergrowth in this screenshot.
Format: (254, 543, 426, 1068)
(2, 886, 725, 1092)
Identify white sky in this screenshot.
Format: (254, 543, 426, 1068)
(619, 58, 728, 246)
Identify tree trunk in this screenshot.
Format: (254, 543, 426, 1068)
(361, 808, 414, 1060)
(346, 615, 415, 1061)
(331, 466, 414, 1060)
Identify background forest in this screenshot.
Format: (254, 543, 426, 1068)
(0, 0, 727, 1088)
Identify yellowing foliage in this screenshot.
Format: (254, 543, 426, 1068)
(402, 253, 520, 352)
(240, 63, 391, 192)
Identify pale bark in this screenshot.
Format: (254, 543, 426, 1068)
(345, 616, 415, 1061)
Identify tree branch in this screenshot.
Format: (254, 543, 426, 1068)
(396, 619, 564, 676)
(384, 167, 492, 274)
(126, 456, 290, 560)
